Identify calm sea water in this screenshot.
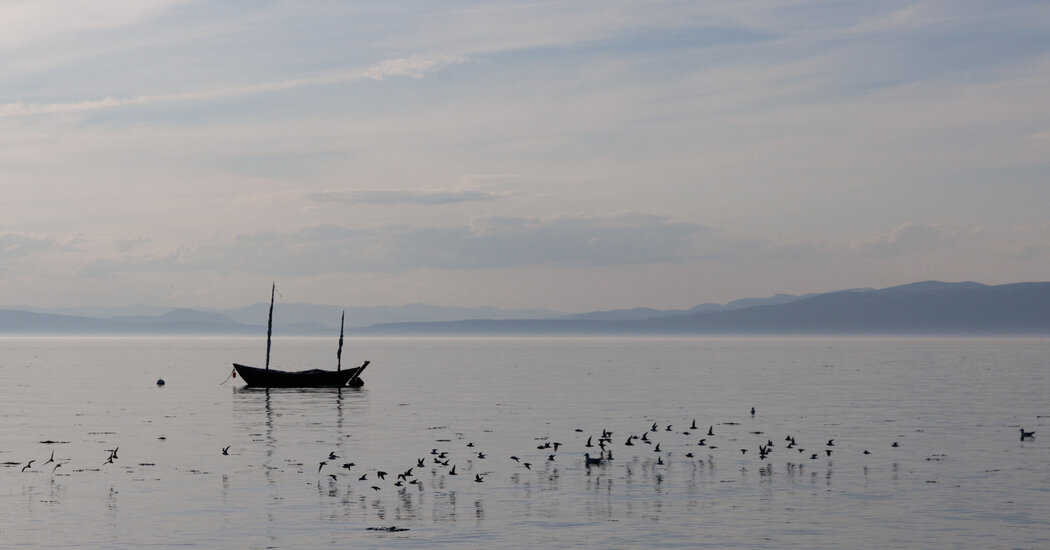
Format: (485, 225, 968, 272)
(1, 336, 1048, 549)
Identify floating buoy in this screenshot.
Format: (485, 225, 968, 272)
(156, 378, 165, 386)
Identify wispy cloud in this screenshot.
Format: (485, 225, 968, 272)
(0, 53, 465, 117)
(78, 213, 730, 276)
(309, 189, 502, 206)
(0, 231, 59, 259)
(851, 222, 960, 257)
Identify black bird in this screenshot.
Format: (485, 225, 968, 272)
(707, 426, 714, 436)
(826, 439, 834, 446)
(741, 449, 748, 455)
(328, 474, 337, 481)
(548, 454, 556, 461)
(377, 471, 388, 480)
(863, 450, 871, 455)
(751, 407, 755, 415)
(329, 451, 339, 460)
(690, 419, 698, 430)
(318, 461, 327, 473)
(1020, 428, 1035, 440)
(625, 436, 635, 446)
(477, 452, 486, 459)
(697, 439, 706, 446)
(371, 486, 381, 491)
(417, 458, 425, 468)
(656, 456, 664, 465)
(21, 460, 34, 472)
(359, 474, 367, 481)
(510, 456, 520, 463)
(891, 441, 900, 448)
(584, 453, 603, 466)
(449, 465, 458, 475)
(685, 452, 694, 458)
(665, 425, 673, 431)
(467, 442, 474, 447)
(553, 442, 561, 452)
(52, 463, 62, 473)
(651, 422, 658, 432)
(222, 445, 230, 455)
(342, 463, 355, 471)
(641, 432, 650, 442)
(523, 463, 532, 470)
(654, 443, 661, 452)
(605, 450, 614, 460)
(810, 454, 818, 460)
(585, 436, 593, 448)
(475, 474, 485, 482)
(44, 450, 55, 465)
(825, 449, 833, 456)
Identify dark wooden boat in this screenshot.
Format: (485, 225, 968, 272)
(232, 284, 370, 388)
(232, 360, 368, 388)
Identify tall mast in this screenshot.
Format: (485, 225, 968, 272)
(265, 283, 275, 370)
(337, 310, 345, 371)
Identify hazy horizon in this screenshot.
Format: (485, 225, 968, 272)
(3, 2, 1049, 311)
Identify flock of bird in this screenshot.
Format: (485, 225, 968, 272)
(184, 409, 1036, 496)
(6, 414, 1038, 484)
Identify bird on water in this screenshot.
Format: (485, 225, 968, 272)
(584, 453, 603, 466)
(1019, 428, 1035, 440)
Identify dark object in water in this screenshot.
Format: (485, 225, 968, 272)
(232, 283, 371, 388)
(156, 378, 165, 386)
(367, 526, 409, 532)
(232, 361, 368, 388)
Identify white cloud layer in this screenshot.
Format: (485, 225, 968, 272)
(2, 1, 1050, 309)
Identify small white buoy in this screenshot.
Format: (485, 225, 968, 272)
(156, 378, 165, 386)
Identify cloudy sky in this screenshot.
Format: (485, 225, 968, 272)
(2, 1, 1049, 312)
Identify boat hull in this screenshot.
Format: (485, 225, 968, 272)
(233, 361, 368, 388)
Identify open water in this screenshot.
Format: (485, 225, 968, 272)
(1, 336, 1048, 549)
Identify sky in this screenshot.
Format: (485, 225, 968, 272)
(2, 0, 1049, 312)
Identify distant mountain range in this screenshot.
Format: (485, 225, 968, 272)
(2, 281, 1048, 336)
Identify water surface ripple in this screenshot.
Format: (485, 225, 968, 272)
(1, 337, 1047, 548)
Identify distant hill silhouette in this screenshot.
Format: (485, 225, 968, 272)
(356, 281, 1050, 335)
(2, 281, 1048, 335)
